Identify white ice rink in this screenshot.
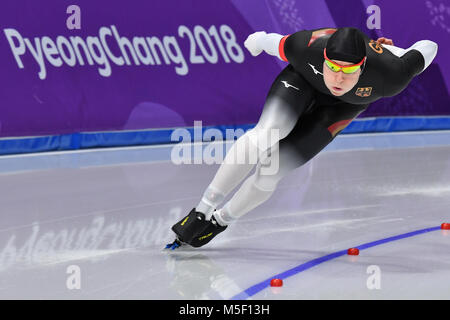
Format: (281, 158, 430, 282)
(0, 130, 449, 299)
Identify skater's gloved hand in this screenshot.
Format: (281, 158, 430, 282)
(244, 31, 267, 56)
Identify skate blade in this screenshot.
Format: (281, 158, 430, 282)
(164, 239, 184, 250)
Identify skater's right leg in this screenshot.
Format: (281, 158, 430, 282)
(196, 66, 315, 219)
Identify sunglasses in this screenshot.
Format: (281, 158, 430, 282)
(323, 48, 366, 74)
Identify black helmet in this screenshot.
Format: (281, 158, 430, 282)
(326, 27, 366, 64)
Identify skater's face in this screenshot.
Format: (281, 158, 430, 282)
(323, 59, 361, 96)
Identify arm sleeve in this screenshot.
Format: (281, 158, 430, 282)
(252, 28, 336, 63)
(383, 41, 437, 96)
(261, 33, 285, 59)
(245, 32, 288, 60)
(400, 50, 425, 78)
(383, 40, 438, 75)
(248, 30, 312, 61)
(406, 40, 438, 74)
(382, 52, 421, 97)
(280, 28, 337, 64)
(281, 30, 313, 63)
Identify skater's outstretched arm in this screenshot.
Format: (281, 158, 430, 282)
(382, 40, 438, 74)
(244, 31, 285, 59)
(243, 28, 337, 61)
(381, 39, 438, 97)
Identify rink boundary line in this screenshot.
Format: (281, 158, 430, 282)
(230, 225, 442, 300)
(338, 129, 450, 137)
(1, 129, 450, 160)
(2, 115, 450, 155)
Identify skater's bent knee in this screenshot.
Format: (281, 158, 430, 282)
(201, 186, 225, 206)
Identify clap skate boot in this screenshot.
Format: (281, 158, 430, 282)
(166, 209, 228, 249)
(188, 215, 227, 248)
(165, 208, 211, 250)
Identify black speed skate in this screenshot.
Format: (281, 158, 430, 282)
(188, 215, 227, 248)
(166, 208, 210, 250)
(165, 208, 227, 249)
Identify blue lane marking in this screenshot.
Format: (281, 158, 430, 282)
(231, 225, 442, 300)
